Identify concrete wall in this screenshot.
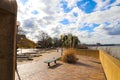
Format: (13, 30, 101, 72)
(0, 0, 17, 80)
(100, 50, 120, 80)
(76, 49, 99, 59)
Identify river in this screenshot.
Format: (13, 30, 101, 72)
(89, 46, 120, 59)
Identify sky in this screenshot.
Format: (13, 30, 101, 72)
(17, 0, 120, 44)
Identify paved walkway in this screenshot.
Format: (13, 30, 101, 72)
(15, 49, 106, 80)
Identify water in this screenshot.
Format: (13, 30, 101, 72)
(89, 46, 120, 59)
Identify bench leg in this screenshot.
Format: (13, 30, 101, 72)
(48, 63, 50, 66)
(54, 60, 56, 64)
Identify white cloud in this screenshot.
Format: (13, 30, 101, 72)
(17, 0, 120, 44)
(79, 6, 120, 24)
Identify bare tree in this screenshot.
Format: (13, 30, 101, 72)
(17, 27, 25, 35)
(52, 37, 62, 47)
(37, 30, 51, 48)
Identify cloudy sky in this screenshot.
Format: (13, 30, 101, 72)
(17, 0, 120, 44)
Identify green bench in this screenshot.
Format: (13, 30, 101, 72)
(44, 57, 59, 67)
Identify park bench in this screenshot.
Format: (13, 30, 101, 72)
(17, 55, 32, 60)
(44, 57, 60, 67)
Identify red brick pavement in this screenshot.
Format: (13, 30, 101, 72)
(15, 50, 106, 80)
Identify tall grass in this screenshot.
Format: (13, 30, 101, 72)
(62, 48, 77, 63)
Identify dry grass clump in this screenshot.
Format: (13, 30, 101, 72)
(62, 48, 78, 63)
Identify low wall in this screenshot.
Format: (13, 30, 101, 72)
(99, 50, 120, 80)
(76, 49, 99, 59)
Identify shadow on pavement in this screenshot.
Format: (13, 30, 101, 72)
(90, 61, 101, 64)
(76, 62, 94, 68)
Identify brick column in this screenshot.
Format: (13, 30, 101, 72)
(0, 0, 17, 80)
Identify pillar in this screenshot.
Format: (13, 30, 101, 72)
(0, 0, 17, 80)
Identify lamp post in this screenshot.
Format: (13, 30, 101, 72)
(16, 21, 20, 68)
(16, 21, 20, 54)
(16, 21, 21, 80)
(20, 37, 23, 54)
(17, 21, 20, 48)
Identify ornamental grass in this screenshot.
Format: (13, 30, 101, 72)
(62, 48, 78, 63)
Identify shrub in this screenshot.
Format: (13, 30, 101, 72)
(62, 48, 77, 63)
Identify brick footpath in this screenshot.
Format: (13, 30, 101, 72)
(15, 50, 106, 80)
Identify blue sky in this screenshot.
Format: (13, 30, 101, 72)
(17, 0, 120, 44)
(77, 0, 97, 13)
(20, 0, 28, 5)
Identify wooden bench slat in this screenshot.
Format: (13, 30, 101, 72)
(44, 59, 57, 63)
